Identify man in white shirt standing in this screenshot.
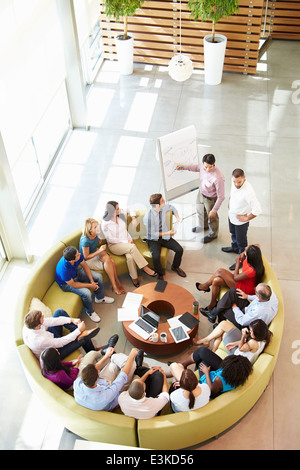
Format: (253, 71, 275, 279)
(222, 168, 261, 269)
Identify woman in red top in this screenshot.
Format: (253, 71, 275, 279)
(195, 245, 264, 312)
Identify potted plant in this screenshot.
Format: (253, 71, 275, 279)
(187, 0, 239, 85)
(103, 0, 145, 75)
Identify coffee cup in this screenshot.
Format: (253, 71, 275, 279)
(160, 332, 167, 343)
(149, 332, 158, 342)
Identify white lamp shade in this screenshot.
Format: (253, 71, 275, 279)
(168, 54, 193, 82)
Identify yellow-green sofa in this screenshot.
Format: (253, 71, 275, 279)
(15, 211, 284, 450)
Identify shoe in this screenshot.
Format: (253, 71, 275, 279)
(101, 334, 119, 355)
(229, 263, 236, 271)
(130, 278, 140, 288)
(200, 306, 218, 323)
(135, 349, 144, 368)
(221, 246, 239, 253)
(192, 226, 201, 233)
(202, 235, 217, 244)
(95, 296, 115, 304)
(157, 274, 164, 280)
(171, 266, 187, 277)
(195, 282, 210, 293)
(143, 269, 157, 278)
(78, 327, 100, 343)
(89, 311, 101, 322)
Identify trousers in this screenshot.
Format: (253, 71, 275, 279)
(147, 238, 183, 276)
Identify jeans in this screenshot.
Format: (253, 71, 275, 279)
(147, 238, 183, 276)
(228, 219, 249, 254)
(47, 309, 95, 359)
(59, 268, 104, 314)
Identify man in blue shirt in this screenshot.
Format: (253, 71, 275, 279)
(74, 347, 139, 411)
(143, 193, 186, 279)
(201, 283, 278, 328)
(55, 246, 114, 323)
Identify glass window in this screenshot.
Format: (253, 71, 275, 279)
(81, 20, 103, 84)
(0, 235, 8, 273)
(10, 83, 71, 216)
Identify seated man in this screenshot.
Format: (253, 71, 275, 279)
(201, 283, 278, 329)
(55, 246, 114, 323)
(118, 351, 169, 419)
(73, 347, 138, 412)
(143, 193, 186, 279)
(23, 308, 99, 359)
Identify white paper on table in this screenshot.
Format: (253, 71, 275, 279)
(167, 315, 190, 332)
(122, 292, 143, 310)
(117, 308, 139, 322)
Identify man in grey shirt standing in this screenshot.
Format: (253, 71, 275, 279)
(143, 193, 186, 279)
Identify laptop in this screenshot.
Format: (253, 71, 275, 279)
(129, 305, 160, 340)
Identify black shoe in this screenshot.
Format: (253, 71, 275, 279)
(229, 263, 236, 271)
(135, 349, 144, 369)
(101, 334, 119, 355)
(202, 235, 217, 244)
(195, 282, 210, 293)
(200, 306, 218, 323)
(221, 246, 239, 253)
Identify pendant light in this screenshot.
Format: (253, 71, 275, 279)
(168, 0, 193, 82)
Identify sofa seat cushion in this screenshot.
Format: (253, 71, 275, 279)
(42, 282, 83, 319)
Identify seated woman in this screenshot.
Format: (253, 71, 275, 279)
(194, 319, 272, 364)
(167, 364, 210, 412)
(40, 348, 81, 391)
(196, 245, 265, 312)
(40, 348, 103, 391)
(101, 201, 156, 287)
(180, 347, 253, 399)
(80, 218, 125, 295)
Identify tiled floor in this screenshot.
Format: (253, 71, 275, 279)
(1, 39, 300, 450)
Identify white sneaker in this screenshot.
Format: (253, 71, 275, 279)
(95, 296, 115, 304)
(89, 311, 101, 322)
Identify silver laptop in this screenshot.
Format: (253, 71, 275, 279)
(129, 305, 160, 340)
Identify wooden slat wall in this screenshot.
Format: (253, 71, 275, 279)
(100, 0, 265, 75)
(261, 0, 300, 40)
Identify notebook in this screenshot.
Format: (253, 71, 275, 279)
(129, 305, 160, 340)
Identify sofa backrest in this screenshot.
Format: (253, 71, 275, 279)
(14, 241, 66, 346)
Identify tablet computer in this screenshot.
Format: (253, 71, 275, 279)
(169, 325, 190, 343)
(154, 279, 167, 292)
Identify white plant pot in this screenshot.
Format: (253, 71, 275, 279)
(115, 34, 134, 75)
(203, 34, 227, 85)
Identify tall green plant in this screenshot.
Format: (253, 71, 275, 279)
(103, 0, 144, 40)
(187, 0, 239, 42)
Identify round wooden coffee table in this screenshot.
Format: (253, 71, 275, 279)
(122, 282, 199, 355)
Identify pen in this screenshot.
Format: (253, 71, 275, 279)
(176, 166, 183, 170)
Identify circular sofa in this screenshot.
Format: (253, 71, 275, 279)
(14, 211, 284, 449)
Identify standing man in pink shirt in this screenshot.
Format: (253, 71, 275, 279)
(176, 154, 225, 243)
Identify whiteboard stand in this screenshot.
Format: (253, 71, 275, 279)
(157, 125, 200, 202)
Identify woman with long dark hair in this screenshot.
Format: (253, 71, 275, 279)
(168, 365, 210, 412)
(196, 244, 265, 313)
(194, 319, 272, 364)
(180, 348, 253, 399)
(40, 348, 81, 390)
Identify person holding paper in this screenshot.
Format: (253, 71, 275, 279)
(101, 201, 156, 288)
(176, 153, 225, 243)
(143, 193, 186, 279)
